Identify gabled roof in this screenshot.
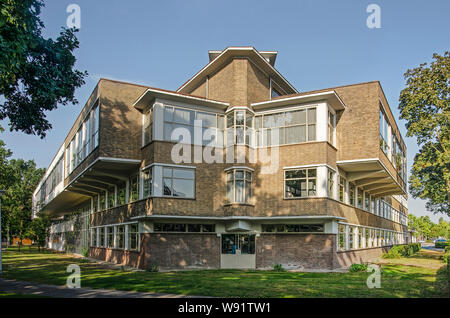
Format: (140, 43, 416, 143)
(177, 47, 298, 95)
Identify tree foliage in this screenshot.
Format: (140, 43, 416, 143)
(0, 130, 46, 248)
(408, 214, 450, 240)
(399, 51, 450, 216)
(0, 0, 87, 138)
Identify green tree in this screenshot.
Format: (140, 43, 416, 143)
(26, 213, 50, 251)
(0, 0, 87, 138)
(399, 52, 450, 216)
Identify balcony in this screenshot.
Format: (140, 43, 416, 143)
(39, 157, 141, 216)
(337, 158, 406, 197)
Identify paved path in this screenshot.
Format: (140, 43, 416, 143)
(0, 278, 201, 298)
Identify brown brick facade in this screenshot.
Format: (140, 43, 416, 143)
(256, 234, 336, 270)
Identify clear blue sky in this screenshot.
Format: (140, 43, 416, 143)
(1, 0, 449, 222)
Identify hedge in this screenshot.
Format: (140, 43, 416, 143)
(382, 243, 421, 259)
(435, 241, 450, 249)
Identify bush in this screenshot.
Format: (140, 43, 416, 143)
(435, 241, 449, 249)
(382, 243, 421, 259)
(349, 263, 369, 272)
(146, 263, 159, 272)
(81, 247, 89, 258)
(273, 264, 286, 272)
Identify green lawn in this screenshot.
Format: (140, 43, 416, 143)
(1, 247, 449, 298)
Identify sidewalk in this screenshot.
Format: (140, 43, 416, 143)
(0, 278, 201, 298)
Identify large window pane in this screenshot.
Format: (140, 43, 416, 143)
(172, 179, 194, 197)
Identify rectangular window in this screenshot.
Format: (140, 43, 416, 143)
(379, 108, 390, 155)
(117, 225, 125, 249)
(163, 167, 195, 198)
(261, 224, 324, 233)
(357, 188, 363, 209)
(365, 228, 370, 248)
(328, 110, 335, 145)
(226, 169, 252, 203)
(349, 226, 355, 249)
(153, 223, 215, 233)
(129, 174, 140, 202)
(91, 228, 97, 247)
(364, 193, 370, 211)
(338, 224, 347, 251)
(221, 234, 255, 255)
(117, 181, 126, 205)
(349, 183, 355, 206)
(107, 186, 115, 209)
(255, 107, 316, 147)
(328, 169, 335, 199)
(143, 168, 152, 198)
(285, 168, 316, 198)
(100, 191, 106, 211)
(358, 227, 363, 249)
(339, 176, 346, 202)
(99, 227, 105, 247)
(143, 109, 153, 146)
(107, 227, 114, 248)
(128, 223, 139, 251)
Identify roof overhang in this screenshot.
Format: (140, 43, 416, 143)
(337, 158, 406, 196)
(39, 157, 141, 216)
(133, 87, 229, 112)
(251, 90, 346, 111)
(177, 47, 298, 95)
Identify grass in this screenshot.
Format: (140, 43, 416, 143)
(1, 247, 449, 298)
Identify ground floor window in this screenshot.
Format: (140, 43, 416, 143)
(153, 223, 216, 233)
(128, 223, 139, 251)
(91, 228, 97, 247)
(221, 234, 255, 255)
(99, 227, 105, 247)
(107, 227, 114, 248)
(338, 224, 346, 251)
(261, 224, 324, 233)
(117, 225, 125, 249)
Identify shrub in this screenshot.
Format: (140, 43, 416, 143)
(349, 263, 368, 272)
(273, 264, 286, 272)
(146, 263, 159, 272)
(435, 241, 449, 249)
(81, 247, 89, 258)
(382, 243, 421, 259)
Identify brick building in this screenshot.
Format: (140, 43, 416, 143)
(33, 47, 410, 270)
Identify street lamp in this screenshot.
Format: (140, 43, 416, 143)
(0, 189, 4, 275)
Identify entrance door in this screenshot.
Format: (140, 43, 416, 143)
(220, 234, 256, 269)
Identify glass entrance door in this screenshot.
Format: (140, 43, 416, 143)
(221, 234, 256, 269)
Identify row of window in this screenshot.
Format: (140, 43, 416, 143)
(66, 103, 99, 176)
(261, 224, 324, 233)
(34, 155, 64, 211)
(153, 223, 215, 233)
(379, 107, 407, 182)
(143, 105, 338, 148)
(91, 223, 139, 251)
(338, 223, 407, 251)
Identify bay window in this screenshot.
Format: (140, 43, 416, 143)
(327, 169, 335, 199)
(142, 168, 152, 198)
(129, 174, 140, 202)
(338, 224, 347, 251)
(255, 107, 316, 147)
(128, 223, 139, 251)
(143, 109, 152, 145)
(163, 167, 195, 198)
(226, 110, 254, 146)
(285, 168, 316, 198)
(339, 176, 346, 202)
(226, 169, 252, 203)
(117, 225, 125, 249)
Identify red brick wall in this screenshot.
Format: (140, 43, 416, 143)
(141, 233, 220, 270)
(90, 247, 144, 268)
(256, 234, 336, 270)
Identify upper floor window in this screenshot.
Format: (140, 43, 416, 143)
(255, 107, 316, 147)
(327, 168, 335, 199)
(143, 109, 152, 146)
(349, 183, 355, 206)
(163, 167, 195, 198)
(339, 176, 346, 202)
(142, 168, 152, 198)
(226, 110, 254, 146)
(226, 169, 252, 203)
(129, 174, 140, 202)
(164, 105, 224, 146)
(379, 108, 390, 155)
(328, 110, 336, 145)
(285, 168, 316, 198)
